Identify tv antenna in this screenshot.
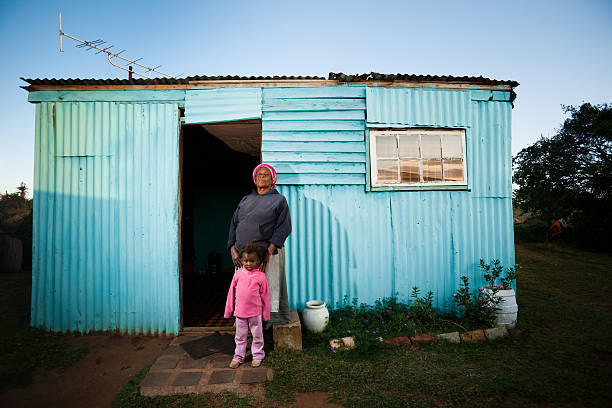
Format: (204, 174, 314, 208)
(58, 13, 181, 80)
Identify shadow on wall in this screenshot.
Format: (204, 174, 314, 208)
(281, 187, 359, 311)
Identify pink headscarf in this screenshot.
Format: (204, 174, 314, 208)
(252, 163, 278, 187)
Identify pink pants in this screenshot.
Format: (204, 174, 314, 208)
(233, 315, 265, 363)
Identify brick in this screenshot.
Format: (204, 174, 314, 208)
(410, 333, 435, 344)
(212, 356, 233, 368)
(240, 369, 268, 384)
(140, 372, 171, 387)
(485, 327, 508, 340)
(208, 370, 236, 385)
(151, 356, 180, 370)
(437, 332, 461, 343)
(391, 335, 411, 345)
(163, 345, 186, 355)
(172, 371, 202, 386)
(182, 356, 210, 369)
(460, 330, 486, 343)
(273, 309, 302, 351)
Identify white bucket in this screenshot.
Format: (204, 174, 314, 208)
(484, 288, 518, 329)
(302, 300, 329, 333)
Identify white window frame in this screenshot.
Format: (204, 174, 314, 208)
(369, 128, 467, 188)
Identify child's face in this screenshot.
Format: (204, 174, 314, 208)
(241, 252, 260, 271)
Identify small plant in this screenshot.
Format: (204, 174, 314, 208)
(480, 259, 519, 289)
(453, 275, 498, 329)
(408, 286, 435, 325)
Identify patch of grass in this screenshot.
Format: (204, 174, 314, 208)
(303, 293, 462, 358)
(265, 243, 612, 407)
(0, 272, 89, 389)
(112, 365, 253, 408)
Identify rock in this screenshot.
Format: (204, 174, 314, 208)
(437, 332, 461, 343)
(484, 327, 508, 340)
(329, 336, 356, 351)
(459, 330, 486, 343)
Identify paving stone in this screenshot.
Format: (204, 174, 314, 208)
(485, 327, 508, 340)
(151, 356, 180, 370)
(163, 345, 186, 355)
(460, 330, 486, 343)
(140, 372, 171, 387)
(240, 369, 268, 384)
(212, 355, 233, 368)
(208, 370, 236, 385)
(172, 371, 202, 386)
(182, 356, 210, 369)
(437, 332, 461, 343)
(172, 335, 199, 346)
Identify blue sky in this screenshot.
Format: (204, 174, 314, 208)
(1, 0, 611, 195)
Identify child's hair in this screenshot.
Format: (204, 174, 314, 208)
(239, 243, 263, 263)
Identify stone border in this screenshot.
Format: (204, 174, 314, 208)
(329, 326, 516, 351)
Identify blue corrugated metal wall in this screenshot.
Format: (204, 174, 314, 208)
(276, 87, 515, 312)
(184, 88, 262, 124)
(28, 84, 514, 332)
(31, 100, 181, 334)
(262, 86, 366, 184)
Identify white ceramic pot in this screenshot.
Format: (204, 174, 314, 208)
(302, 300, 329, 333)
(483, 287, 518, 328)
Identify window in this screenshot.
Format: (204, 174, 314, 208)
(370, 129, 467, 187)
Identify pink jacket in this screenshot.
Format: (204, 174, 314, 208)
(224, 267, 270, 321)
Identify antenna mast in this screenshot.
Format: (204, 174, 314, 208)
(58, 12, 180, 79)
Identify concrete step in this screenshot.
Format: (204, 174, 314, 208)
(272, 309, 302, 351)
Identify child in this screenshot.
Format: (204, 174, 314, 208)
(224, 243, 270, 368)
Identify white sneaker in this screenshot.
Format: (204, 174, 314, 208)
(229, 360, 240, 369)
(251, 359, 262, 367)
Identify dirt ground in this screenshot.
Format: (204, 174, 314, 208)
(0, 334, 342, 408)
(0, 334, 172, 408)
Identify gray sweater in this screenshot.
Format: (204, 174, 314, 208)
(227, 189, 292, 252)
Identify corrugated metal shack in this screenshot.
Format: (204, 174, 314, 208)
(22, 72, 519, 334)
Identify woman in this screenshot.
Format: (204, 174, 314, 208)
(227, 164, 291, 324)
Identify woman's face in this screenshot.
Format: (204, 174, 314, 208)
(255, 167, 273, 190)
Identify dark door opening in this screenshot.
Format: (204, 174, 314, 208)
(180, 121, 260, 327)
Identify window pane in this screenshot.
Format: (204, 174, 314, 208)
(400, 160, 420, 183)
(422, 159, 442, 182)
(442, 134, 462, 158)
(398, 135, 419, 158)
(377, 159, 398, 183)
(376, 136, 397, 158)
(420, 135, 441, 159)
(443, 159, 464, 181)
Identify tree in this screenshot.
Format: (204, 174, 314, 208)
(513, 103, 612, 251)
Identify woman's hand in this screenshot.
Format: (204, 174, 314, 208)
(230, 246, 242, 269)
(259, 243, 277, 272)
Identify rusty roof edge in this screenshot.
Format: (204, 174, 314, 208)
(328, 72, 519, 88)
(20, 72, 519, 88)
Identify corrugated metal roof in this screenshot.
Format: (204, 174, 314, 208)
(20, 75, 325, 86)
(329, 72, 519, 87)
(21, 72, 518, 87)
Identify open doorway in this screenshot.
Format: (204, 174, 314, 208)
(180, 120, 261, 328)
